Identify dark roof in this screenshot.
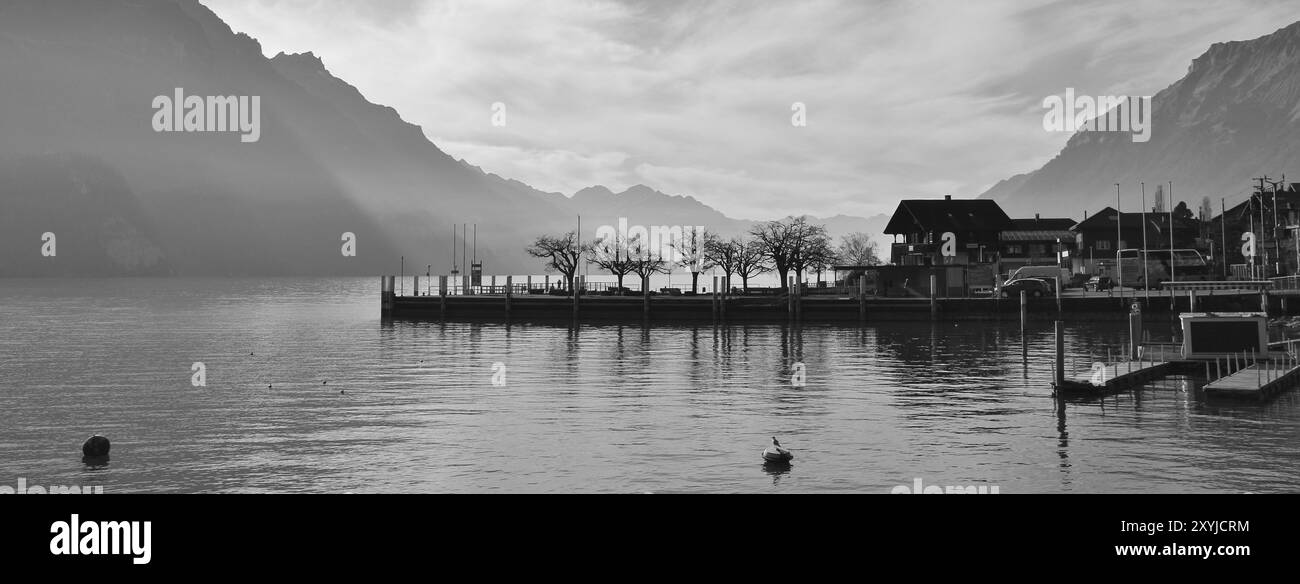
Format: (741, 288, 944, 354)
(883, 199, 1013, 234)
(1000, 230, 1075, 242)
(1009, 217, 1076, 230)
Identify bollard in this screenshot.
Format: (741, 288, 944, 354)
(1054, 321, 1065, 385)
(787, 276, 795, 318)
(712, 276, 720, 320)
(931, 275, 937, 320)
(1020, 291, 1027, 329)
(505, 275, 513, 316)
(439, 275, 447, 316)
(859, 277, 867, 322)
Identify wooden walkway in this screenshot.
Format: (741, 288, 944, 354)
(1053, 360, 1173, 397)
(1203, 363, 1300, 401)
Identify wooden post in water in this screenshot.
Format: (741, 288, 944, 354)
(1054, 321, 1065, 385)
(413, 276, 419, 297)
(527, 275, 532, 293)
(712, 276, 720, 320)
(796, 276, 803, 321)
(1019, 291, 1027, 328)
(1261, 290, 1269, 315)
(572, 275, 580, 319)
(1128, 308, 1141, 360)
(930, 275, 937, 320)
(643, 287, 651, 319)
(1189, 290, 1196, 313)
(381, 276, 394, 317)
(859, 276, 867, 322)
(787, 276, 795, 319)
(1055, 277, 1062, 314)
(439, 276, 447, 316)
(505, 276, 512, 316)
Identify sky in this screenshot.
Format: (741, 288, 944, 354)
(206, 0, 1298, 221)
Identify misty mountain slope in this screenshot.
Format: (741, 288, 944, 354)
(0, 0, 880, 276)
(982, 20, 1300, 219)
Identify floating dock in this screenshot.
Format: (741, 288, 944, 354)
(1053, 360, 1175, 397)
(1203, 362, 1300, 401)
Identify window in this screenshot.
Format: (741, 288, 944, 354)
(1096, 240, 1112, 251)
(1031, 244, 1047, 256)
(1007, 245, 1023, 255)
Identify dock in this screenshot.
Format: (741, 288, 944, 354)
(1203, 360, 1300, 401)
(1053, 360, 1175, 397)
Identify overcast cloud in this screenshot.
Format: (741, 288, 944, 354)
(206, 0, 1298, 220)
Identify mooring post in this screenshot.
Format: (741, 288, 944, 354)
(930, 275, 937, 320)
(1216, 358, 1221, 380)
(712, 276, 720, 320)
(859, 276, 867, 322)
(413, 276, 419, 297)
(1189, 289, 1196, 313)
(796, 277, 804, 321)
(439, 276, 447, 316)
(787, 276, 795, 319)
(572, 275, 580, 319)
(1261, 290, 1269, 315)
(644, 287, 651, 319)
(505, 276, 513, 316)
(1055, 277, 1062, 314)
(720, 275, 728, 320)
(1128, 305, 1141, 360)
(463, 274, 471, 296)
(1020, 290, 1027, 328)
(1054, 321, 1065, 386)
(381, 276, 394, 317)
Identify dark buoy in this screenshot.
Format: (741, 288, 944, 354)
(323, 381, 328, 385)
(762, 436, 793, 463)
(82, 435, 110, 462)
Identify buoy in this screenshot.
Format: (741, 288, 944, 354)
(762, 436, 793, 463)
(323, 381, 328, 385)
(82, 435, 110, 459)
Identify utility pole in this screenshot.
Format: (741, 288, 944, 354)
(1142, 182, 1149, 300)
(1221, 198, 1228, 279)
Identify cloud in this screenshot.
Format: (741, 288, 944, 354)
(206, 0, 1300, 220)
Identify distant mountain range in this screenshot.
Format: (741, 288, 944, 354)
(982, 20, 1300, 220)
(0, 0, 879, 276)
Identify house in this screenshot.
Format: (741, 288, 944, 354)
(884, 196, 1012, 267)
(1207, 183, 1300, 278)
(998, 215, 1076, 274)
(1070, 206, 1199, 276)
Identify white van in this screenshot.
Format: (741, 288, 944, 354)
(1006, 265, 1070, 284)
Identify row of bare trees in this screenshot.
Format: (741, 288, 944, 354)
(526, 216, 881, 295)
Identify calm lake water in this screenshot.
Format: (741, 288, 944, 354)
(1, 278, 1297, 493)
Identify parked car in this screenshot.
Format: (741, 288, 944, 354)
(999, 278, 1053, 298)
(1086, 276, 1114, 291)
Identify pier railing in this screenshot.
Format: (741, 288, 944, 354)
(1161, 280, 1273, 292)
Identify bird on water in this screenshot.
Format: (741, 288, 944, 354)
(762, 436, 793, 463)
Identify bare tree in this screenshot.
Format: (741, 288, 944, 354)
(526, 231, 588, 294)
(704, 234, 740, 292)
(589, 231, 637, 294)
(837, 232, 882, 266)
(627, 233, 668, 296)
(734, 237, 771, 292)
(670, 227, 714, 294)
(751, 216, 831, 289)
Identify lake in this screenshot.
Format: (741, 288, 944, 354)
(1, 278, 1297, 493)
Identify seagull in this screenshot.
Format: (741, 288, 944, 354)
(762, 436, 793, 463)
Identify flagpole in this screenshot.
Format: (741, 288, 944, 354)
(1141, 182, 1149, 300)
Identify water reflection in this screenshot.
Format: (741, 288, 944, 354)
(2, 278, 1299, 493)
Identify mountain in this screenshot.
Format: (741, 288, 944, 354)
(0, 0, 879, 276)
(565, 184, 888, 248)
(982, 21, 1300, 220)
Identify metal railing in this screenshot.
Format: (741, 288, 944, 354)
(1161, 281, 1273, 292)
